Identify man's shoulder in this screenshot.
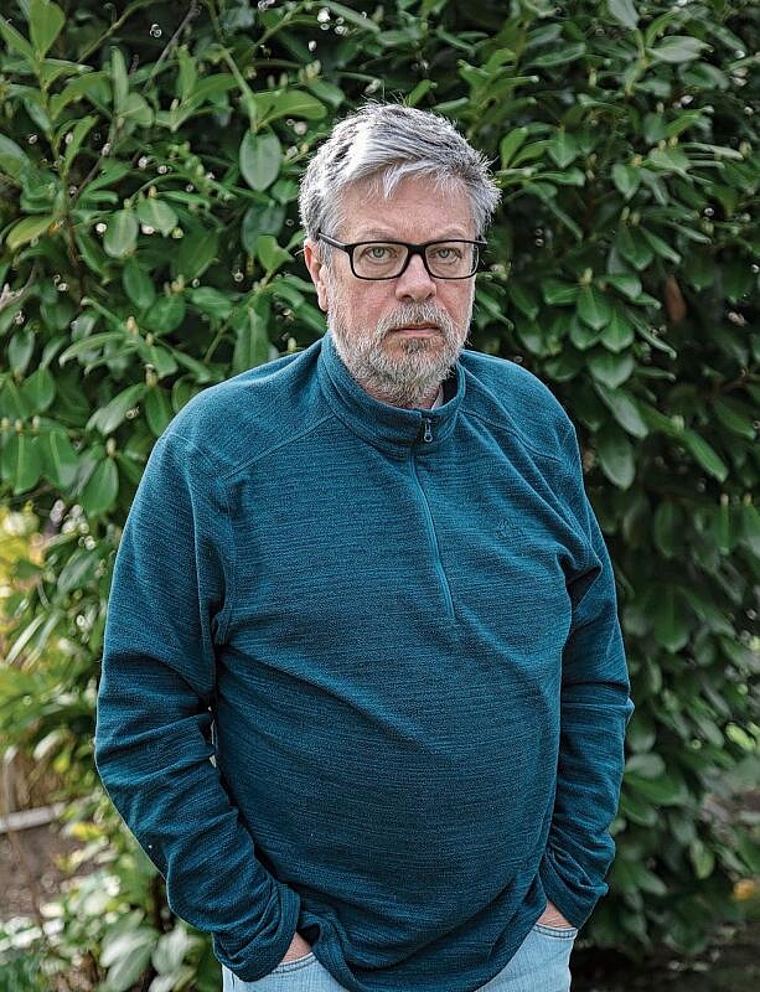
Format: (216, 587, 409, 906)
(459, 349, 573, 459)
(157, 339, 324, 472)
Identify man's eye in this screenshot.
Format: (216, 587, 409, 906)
(430, 245, 463, 262)
(360, 244, 396, 262)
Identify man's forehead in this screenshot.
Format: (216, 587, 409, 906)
(336, 173, 474, 238)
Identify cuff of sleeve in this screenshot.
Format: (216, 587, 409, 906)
(213, 881, 301, 981)
(540, 846, 607, 930)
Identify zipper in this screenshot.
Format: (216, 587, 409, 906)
(422, 417, 433, 443)
(410, 455, 455, 620)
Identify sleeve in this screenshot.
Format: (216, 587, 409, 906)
(539, 421, 634, 929)
(94, 430, 300, 981)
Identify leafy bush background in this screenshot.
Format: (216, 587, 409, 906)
(0, 0, 758, 987)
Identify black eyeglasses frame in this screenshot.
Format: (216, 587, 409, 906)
(315, 232, 487, 281)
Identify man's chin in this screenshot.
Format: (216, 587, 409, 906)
(381, 333, 442, 358)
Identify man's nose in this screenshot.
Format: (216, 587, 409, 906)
(395, 252, 436, 302)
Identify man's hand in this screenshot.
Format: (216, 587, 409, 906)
(537, 901, 574, 929)
(280, 931, 313, 963)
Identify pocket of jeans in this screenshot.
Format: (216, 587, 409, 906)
(269, 951, 318, 975)
(532, 922, 578, 940)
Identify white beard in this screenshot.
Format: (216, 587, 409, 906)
(328, 299, 471, 408)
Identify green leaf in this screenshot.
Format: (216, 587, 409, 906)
(41, 429, 78, 488)
(62, 114, 97, 173)
(110, 47, 129, 115)
(508, 283, 539, 321)
(569, 315, 602, 350)
(648, 146, 690, 176)
(59, 332, 128, 365)
(577, 286, 612, 331)
(612, 164, 641, 200)
(588, 350, 634, 389)
(87, 383, 146, 435)
(136, 198, 178, 237)
(175, 229, 219, 281)
(137, 342, 178, 379)
(499, 127, 529, 169)
(607, 0, 639, 30)
(189, 287, 233, 321)
(241, 200, 286, 254)
(0, 15, 34, 61)
(239, 132, 282, 192)
(123, 92, 154, 128)
(625, 771, 689, 806)
(48, 68, 102, 119)
(640, 228, 681, 264)
(650, 36, 710, 64)
(21, 367, 56, 412)
(596, 424, 635, 489)
(103, 210, 138, 259)
(541, 279, 578, 305)
(604, 274, 642, 301)
(3, 433, 42, 494)
(233, 296, 272, 373)
(653, 501, 679, 557)
(79, 457, 119, 517)
(615, 226, 654, 271)
(712, 397, 756, 441)
(144, 388, 173, 437)
(595, 384, 648, 438)
(123, 259, 157, 310)
(5, 214, 55, 253)
(58, 548, 99, 595)
(152, 925, 195, 973)
(102, 929, 155, 992)
(256, 235, 292, 275)
(9, 328, 35, 375)
(257, 89, 327, 126)
(626, 753, 665, 779)
(529, 43, 586, 68)
(600, 309, 635, 353)
(681, 430, 728, 482)
(689, 839, 715, 880)
(0, 134, 31, 179)
(618, 791, 658, 827)
(29, 0, 65, 57)
(548, 131, 578, 169)
(144, 295, 186, 335)
(627, 715, 657, 754)
(652, 585, 690, 652)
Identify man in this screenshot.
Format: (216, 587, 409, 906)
(95, 104, 632, 992)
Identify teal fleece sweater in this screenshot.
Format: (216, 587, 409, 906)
(95, 333, 632, 991)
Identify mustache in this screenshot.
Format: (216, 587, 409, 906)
(375, 303, 456, 339)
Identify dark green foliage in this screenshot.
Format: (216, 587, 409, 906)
(0, 0, 758, 983)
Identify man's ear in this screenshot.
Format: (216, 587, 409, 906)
(303, 239, 330, 313)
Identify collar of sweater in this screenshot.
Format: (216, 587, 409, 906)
(317, 332, 465, 458)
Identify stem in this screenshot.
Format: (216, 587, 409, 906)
(77, 0, 157, 63)
(147, 1, 202, 83)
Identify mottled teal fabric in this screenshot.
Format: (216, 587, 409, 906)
(95, 333, 632, 992)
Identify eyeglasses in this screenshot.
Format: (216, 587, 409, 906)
(316, 233, 486, 281)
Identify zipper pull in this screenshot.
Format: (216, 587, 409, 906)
(422, 418, 433, 443)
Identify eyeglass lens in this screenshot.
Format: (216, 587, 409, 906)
(352, 242, 479, 279)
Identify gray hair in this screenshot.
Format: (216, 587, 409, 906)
(299, 103, 501, 244)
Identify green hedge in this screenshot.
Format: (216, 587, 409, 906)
(1, 0, 758, 986)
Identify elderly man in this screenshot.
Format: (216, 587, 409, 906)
(95, 104, 632, 992)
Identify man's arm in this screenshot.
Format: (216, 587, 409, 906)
(95, 431, 301, 980)
(539, 423, 634, 929)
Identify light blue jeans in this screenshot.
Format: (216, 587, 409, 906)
(222, 922, 577, 992)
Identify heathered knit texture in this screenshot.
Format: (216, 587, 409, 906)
(95, 333, 632, 992)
